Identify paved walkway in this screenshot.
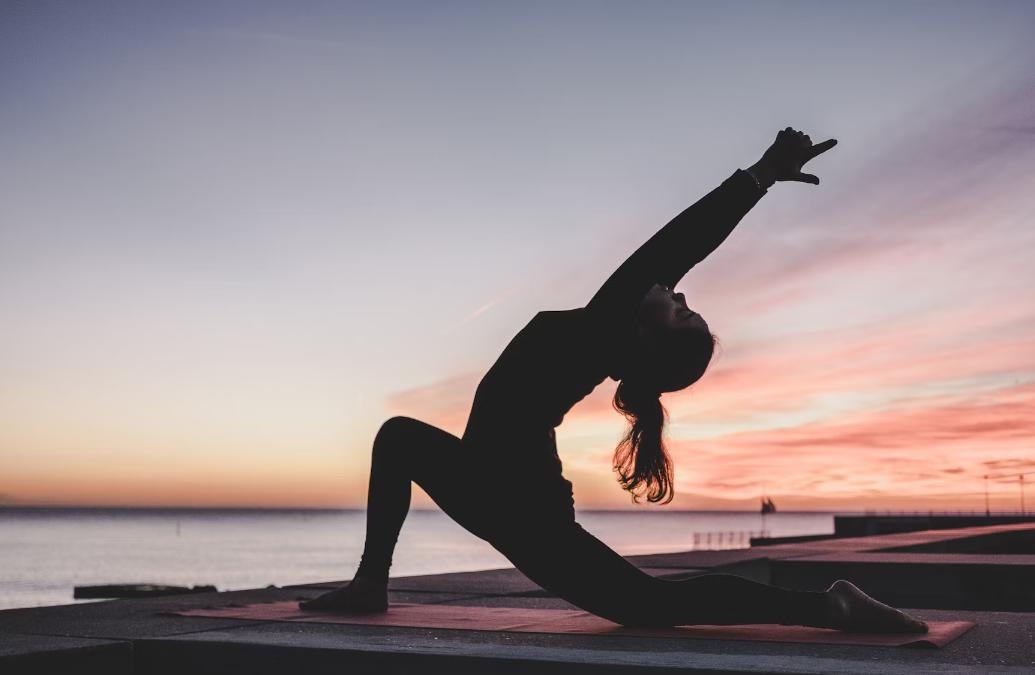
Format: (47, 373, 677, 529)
(3, 523, 1034, 673)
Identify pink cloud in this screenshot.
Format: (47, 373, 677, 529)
(665, 382, 1035, 501)
(383, 371, 481, 437)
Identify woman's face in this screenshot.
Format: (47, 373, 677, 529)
(627, 284, 714, 392)
(637, 284, 709, 337)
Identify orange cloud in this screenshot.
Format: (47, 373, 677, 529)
(665, 382, 1035, 505)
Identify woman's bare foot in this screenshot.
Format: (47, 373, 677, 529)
(298, 576, 389, 612)
(825, 580, 928, 633)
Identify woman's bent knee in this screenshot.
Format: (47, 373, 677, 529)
(374, 416, 422, 448)
(371, 416, 461, 474)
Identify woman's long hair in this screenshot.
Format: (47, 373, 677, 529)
(612, 382, 673, 504)
(612, 329, 717, 504)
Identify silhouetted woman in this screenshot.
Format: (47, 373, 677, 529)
(303, 128, 927, 633)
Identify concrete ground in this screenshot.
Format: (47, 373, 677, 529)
(2, 523, 1034, 674)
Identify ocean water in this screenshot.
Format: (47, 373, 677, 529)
(0, 508, 835, 610)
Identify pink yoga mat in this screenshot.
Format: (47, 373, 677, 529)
(177, 601, 972, 648)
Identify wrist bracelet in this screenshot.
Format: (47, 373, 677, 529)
(744, 167, 764, 191)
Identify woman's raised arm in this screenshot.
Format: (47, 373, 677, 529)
(584, 169, 765, 324)
(584, 128, 836, 325)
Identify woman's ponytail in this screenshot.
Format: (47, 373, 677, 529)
(612, 381, 673, 504)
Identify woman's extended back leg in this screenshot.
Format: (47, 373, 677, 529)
(508, 522, 830, 628)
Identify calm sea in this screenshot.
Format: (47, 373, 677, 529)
(0, 508, 836, 610)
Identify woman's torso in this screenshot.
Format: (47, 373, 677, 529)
(462, 308, 612, 510)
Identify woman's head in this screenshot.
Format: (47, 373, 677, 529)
(624, 284, 716, 393)
(611, 284, 717, 504)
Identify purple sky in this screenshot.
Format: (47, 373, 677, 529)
(1, 1, 1034, 508)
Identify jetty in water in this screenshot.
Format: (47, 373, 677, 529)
(2, 520, 1035, 674)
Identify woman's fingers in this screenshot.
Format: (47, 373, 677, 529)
(796, 137, 837, 184)
(806, 138, 838, 159)
(759, 128, 837, 186)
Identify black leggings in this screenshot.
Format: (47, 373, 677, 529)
(355, 416, 827, 628)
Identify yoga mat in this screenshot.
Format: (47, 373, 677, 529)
(177, 602, 972, 648)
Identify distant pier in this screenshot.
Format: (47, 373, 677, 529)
(835, 512, 1035, 538)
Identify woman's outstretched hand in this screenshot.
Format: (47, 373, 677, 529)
(748, 127, 837, 189)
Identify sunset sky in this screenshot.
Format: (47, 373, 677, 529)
(2, 1, 1034, 510)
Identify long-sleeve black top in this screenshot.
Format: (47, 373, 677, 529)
(462, 170, 766, 510)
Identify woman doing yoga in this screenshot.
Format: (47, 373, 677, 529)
(303, 128, 928, 633)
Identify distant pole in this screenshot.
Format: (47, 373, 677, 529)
(760, 483, 765, 534)
(1021, 475, 1026, 516)
(984, 475, 990, 517)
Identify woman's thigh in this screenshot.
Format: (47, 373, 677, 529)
(383, 417, 503, 544)
(501, 521, 660, 625)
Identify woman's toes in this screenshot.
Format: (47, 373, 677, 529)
(296, 582, 388, 613)
(898, 613, 929, 633)
(825, 580, 926, 633)
(298, 587, 345, 610)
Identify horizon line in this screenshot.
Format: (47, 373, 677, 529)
(2, 505, 1020, 515)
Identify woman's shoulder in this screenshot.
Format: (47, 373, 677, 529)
(530, 306, 621, 343)
(523, 307, 596, 338)
(530, 307, 588, 323)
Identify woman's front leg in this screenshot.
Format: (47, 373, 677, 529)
(301, 417, 460, 611)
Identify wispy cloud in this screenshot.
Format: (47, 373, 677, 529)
(384, 372, 481, 437)
(443, 280, 529, 334)
(696, 62, 1035, 314)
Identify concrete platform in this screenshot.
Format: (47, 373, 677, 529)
(3, 522, 1035, 673)
(0, 633, 132, 675)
